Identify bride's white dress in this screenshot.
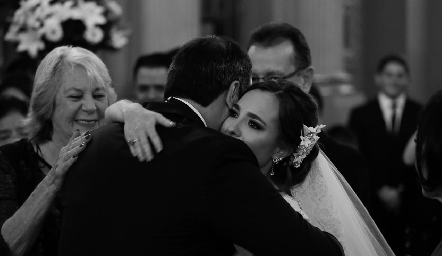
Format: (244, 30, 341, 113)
(284, 151, 395, 256)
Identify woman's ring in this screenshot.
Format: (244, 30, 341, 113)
(129, 139, 139, 146)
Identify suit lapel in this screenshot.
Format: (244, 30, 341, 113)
(373, 99, 388, 134)
(400, 99, 413, 132)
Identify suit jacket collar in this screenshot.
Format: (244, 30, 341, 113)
(146, 98, 206, 128)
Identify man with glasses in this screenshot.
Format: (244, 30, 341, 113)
(247, 22, 371, 207)
(247, 23, 313, 92)
(133, 52, 172, 103)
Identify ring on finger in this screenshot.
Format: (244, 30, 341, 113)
(128, 139, 139, 146)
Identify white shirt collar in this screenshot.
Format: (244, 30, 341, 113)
(377, 92, 407, 132)
(378, 92, 406, 113)
(169, 97, 207, 127)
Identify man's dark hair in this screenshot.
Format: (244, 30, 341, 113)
(133, 53, 173, 78)
(165, 36, 252, 107)
(376, 54, 409, 75)
(248, 22, 311, 70)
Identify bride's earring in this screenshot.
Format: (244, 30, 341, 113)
(271, 157, 281, 176)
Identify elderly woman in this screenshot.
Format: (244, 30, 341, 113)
(415, 89, 442, 256)
(0, 46, 173, 256)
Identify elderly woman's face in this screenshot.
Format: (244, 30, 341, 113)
(52, 66, 108, 142)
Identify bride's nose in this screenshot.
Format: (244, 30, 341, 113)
(225, 122, 241, 138)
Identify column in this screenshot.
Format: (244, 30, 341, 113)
(101, 0, 201, 100)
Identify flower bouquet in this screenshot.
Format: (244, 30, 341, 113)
(4, 0, 130, 58)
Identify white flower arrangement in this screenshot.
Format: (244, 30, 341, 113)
(5, 0, 130, 58)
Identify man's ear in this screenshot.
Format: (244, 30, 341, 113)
(226, 81, 240, 108)
(299, 66, 314, 93)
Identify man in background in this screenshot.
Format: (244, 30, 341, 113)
(133, 52, 172, 103)
(348, 55, 422, 254)
(247, 22, 371, 207)
(0, 97, 28, 146)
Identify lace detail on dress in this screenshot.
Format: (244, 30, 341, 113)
(290, 158, 346, 254)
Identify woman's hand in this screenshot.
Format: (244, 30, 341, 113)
(47, 130, 91, 191)
(1, 130, 92, 256)
(122, 103, 175, 161)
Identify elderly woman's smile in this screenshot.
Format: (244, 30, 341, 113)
(53, 66, 108, 142)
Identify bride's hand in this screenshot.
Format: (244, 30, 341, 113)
(123, 103, 175, 162)
(47, 130, 91, 191)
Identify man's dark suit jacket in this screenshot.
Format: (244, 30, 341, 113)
(348, 97, 422, 254)
(59, 99, 343, 256)
(319, 133, 370, 207)
(348, 97, 421, 190)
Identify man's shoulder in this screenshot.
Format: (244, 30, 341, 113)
(172, 126, 258, 164)
(92, 122, 257, 165)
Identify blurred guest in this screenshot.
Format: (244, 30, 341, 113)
(247, 22, 370, 207)
(0, 74, 33, 102)
(348, 54, 422, 254)
(415, 89, 442, 256)
(133, 52, 172, 103)
(0, 97, 29, 146)
(327, 125, 358, 150)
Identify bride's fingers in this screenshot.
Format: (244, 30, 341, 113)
(148, 113, 175, 153)
(154, 113, 176, 128)
(138, 133, 152, 161)
(146, 124, 162, 154)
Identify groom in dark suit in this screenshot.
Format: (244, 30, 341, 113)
(59, 36, 343, 256)
(348, 54, 422, 254)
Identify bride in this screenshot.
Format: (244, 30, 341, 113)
(108, 79, 394, 256)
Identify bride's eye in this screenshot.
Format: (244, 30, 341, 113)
(229, 109, 238, 118)
(248, 120, 262, 130)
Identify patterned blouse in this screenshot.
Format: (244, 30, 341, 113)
(0, 139, 62, 256)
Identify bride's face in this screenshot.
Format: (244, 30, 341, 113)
(221, 89, 282, 170)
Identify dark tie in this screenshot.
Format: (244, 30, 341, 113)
(391, 100, 397, 133)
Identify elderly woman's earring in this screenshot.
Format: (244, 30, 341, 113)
(270, 157, 281, 176)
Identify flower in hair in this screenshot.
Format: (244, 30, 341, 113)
(290, 124, 325, 168)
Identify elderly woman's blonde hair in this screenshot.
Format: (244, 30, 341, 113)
(27, 46, 117, 143)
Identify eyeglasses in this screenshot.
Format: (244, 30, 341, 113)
(251, 67, 305, 84)
(137, 84, 166, 93)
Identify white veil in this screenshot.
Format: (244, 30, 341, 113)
(290, 151, 395, 256)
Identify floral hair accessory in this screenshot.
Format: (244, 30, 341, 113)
(290, 124, 326, 168)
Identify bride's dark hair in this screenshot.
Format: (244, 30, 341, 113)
(243, 80, 319, 194)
